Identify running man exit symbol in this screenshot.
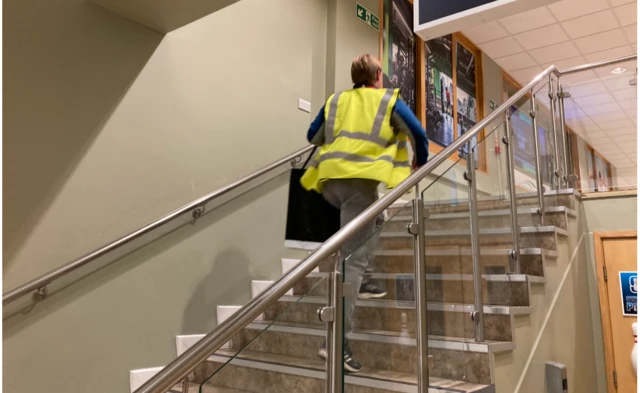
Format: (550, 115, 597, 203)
(356, 3, 380, 31)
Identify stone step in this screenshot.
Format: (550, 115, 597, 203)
(195, 351, 494, 393)
(391, 189, 578, 216)
(264, 296, 529, 342)
(378, 226, 567, 251)
(218, 322, 511, 385)
(290, 273, 541, 306)
(370, 248, 554, 278)
(385, 206, 575, 231)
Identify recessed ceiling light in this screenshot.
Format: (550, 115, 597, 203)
(611, 67, 626, 74)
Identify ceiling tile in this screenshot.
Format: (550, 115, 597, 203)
(584, 45, 635, 63)
(548, 0, 611, 22)
(602, 75, 636, 91)
(605, 127, 638, 136)
(564, 106, 588, 120)
(594, 60, 637, 77)
(462, 21, 510, 44)
(583, 102, 622, 116)
(617, 98, 637, 109)
(479, 36, 525, 59)
(598, 118, 635, 129)
(561, 70, 601, 85)
(565, 81, 609, 97)
(561, 10, 620, 39)
(574, 29, 629, 54)
(591, 110, 629, 122)
(573, 92, 616, 106)
(624, 24, 637, 44)
(609, 0, 635, 7)
(514, 24, 569, 50)
(543, 56, 588, 71)
(510, 66, 545, 84)
(498, 7, 557, 35)
(613, 133, 638, 143)
(495, 52, 538, 71)
(529, 41, 581, 64)
(568, 121, 602, 133)
(612, 87, 637, 100)
(614, 3, 637, 27)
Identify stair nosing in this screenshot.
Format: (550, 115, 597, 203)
(304, 272, 544, 284)
(374, 247, 557, 258)
(380, 226, 568, 238)
(277, 295, 532, 315)
(389, 206, 576, 221)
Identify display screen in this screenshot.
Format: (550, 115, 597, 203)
(510, 106, 548, 178)
(419, 0, 499, 25)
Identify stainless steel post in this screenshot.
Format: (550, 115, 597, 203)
(181, 377, 189, 393)
(324, 270, 344, 393)
(410, 187, 430, 391)
(557, 82, 571, 188)
(464, 143, 485, 342)
(548, 75, 561, 190)
(530, 92, 546, 226)
(502, 112, 522, 274)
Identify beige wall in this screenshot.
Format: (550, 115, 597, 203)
(581, 195, 638, 393)
(492, 201, 600, 393)
(3, 0, 329, 392)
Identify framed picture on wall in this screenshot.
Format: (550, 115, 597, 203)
(380, 1, 487, 172)
(382, 0, 416, 113)
(422, 32, 485, 170)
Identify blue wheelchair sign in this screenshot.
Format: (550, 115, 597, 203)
(619, 271, 637, 316)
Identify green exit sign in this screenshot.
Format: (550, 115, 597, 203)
(356, 3, 380, 31)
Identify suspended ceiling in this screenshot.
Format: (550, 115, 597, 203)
(463, 0, 638, 187)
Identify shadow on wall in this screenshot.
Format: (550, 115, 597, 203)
(3, 170, 286, 335)
(2, 0, 163, 268)
(182, 248, 251, 334)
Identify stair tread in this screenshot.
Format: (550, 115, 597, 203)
(247, 320, 514, 350)
(211, 349, 491, 392)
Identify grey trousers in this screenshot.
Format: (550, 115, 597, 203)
(322, 179, 384, 339)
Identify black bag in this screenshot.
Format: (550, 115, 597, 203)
(285, 148, 341, 247)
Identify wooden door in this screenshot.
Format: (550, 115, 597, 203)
(595, 232, 637, 393)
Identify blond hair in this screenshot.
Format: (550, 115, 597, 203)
(351, 54, 381, 87)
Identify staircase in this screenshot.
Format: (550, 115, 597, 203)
(131, 189, 579, 393)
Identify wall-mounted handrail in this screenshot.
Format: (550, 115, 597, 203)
(2, 145, 314, 305)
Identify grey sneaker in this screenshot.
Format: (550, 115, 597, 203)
(358, 282, 388, 299)
(318, 345, 362, 373)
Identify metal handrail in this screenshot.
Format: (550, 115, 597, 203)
(134, 64, 563, 393)
(2, 145, 314, 305)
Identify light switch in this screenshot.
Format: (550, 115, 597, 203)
(298, 98, 311, 113)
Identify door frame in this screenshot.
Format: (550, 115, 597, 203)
(593, 230, 637, 393)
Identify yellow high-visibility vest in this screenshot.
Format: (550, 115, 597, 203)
(301, 87, 411, 192)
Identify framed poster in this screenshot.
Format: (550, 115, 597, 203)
(382, 0, 416, 113)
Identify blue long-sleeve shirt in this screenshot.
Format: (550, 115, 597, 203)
(307, 99, 429, 166)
